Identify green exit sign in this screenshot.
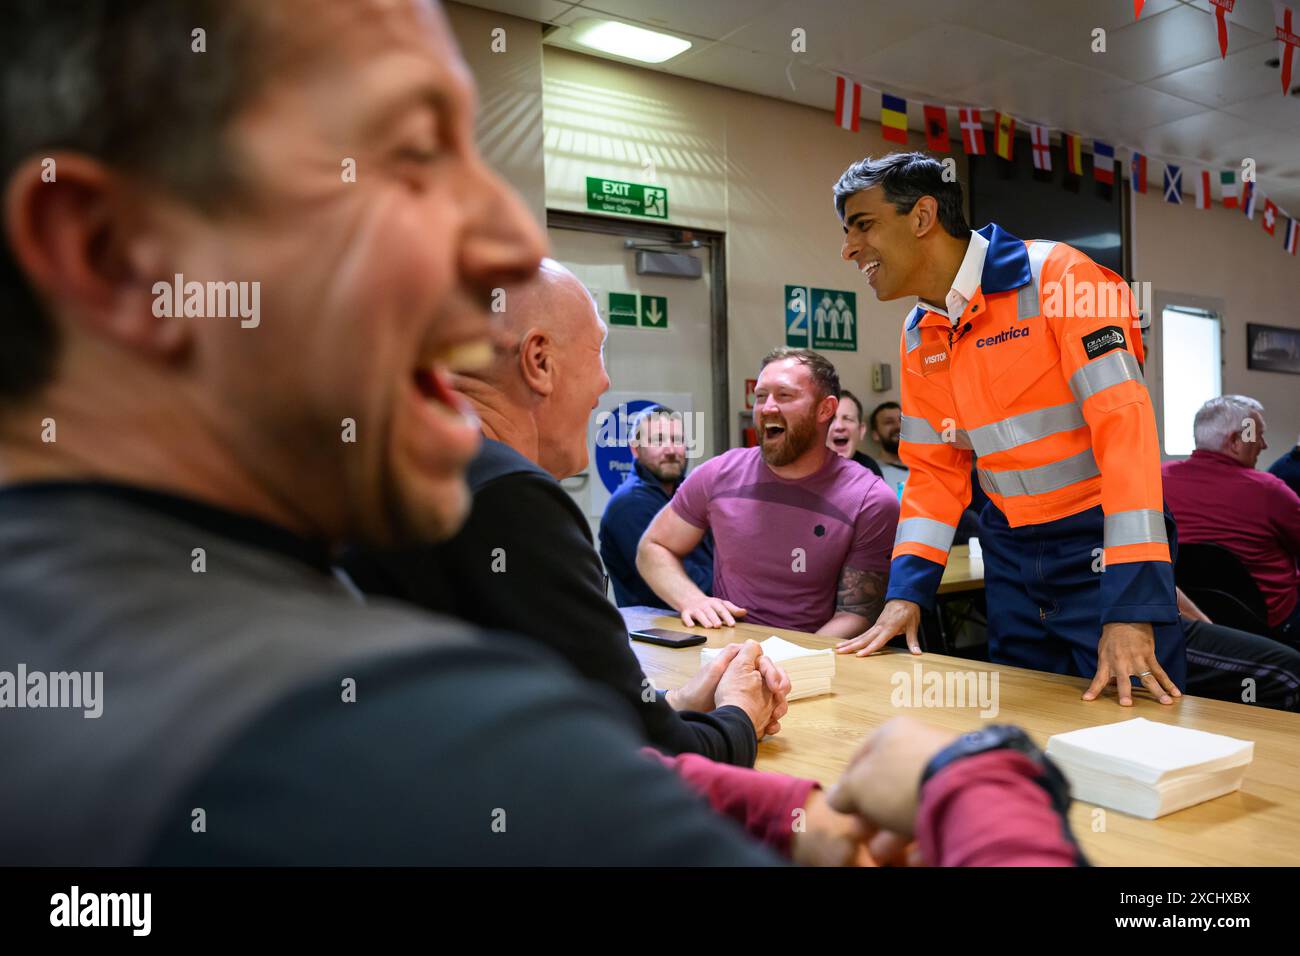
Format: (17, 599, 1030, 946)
(586, 177, 669, 220)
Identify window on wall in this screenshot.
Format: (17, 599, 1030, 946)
(1161, 306, 1222, 456)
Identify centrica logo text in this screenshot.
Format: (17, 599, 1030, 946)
(976, 327, 1030, 348)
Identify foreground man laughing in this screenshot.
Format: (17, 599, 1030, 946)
(0, 0, 1081, 867)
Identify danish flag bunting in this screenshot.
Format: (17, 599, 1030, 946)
(959, 109, 985, 154)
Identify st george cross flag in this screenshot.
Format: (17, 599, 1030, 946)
(1263, 198, 1279, 235)
(994, 112, 1015, 160)
(1276, 2, 1299, 94)
(1164, 164, 1182, 204)
(924, 105, 950, 152)
(1131, 151, 1148, 193)
(1093, 141, 1115, 184)
(1064, 133, 1083, 175)
(1030, 125, 1051, 171)
(959, 109, 986, 154)
(881, 93, 909, 144)
(1135, 0, 1145, 19)
(1211, 0, 1236, 59)
(1220, 169, 1239, 207)
(1242, 180, 1257, 219)
(834, 75, 861, 131)
(1285, 216, 1299, 254)
(1193, 169, 1212, 209)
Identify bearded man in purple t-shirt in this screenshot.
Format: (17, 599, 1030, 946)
(638, 348, 900, 639)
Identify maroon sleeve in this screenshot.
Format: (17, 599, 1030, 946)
(669, 456, 716, 530)
(645, 749, 817, 858)
(915, 751, 1082, 867)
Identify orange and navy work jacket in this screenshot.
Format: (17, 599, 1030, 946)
(884, 222, 1176, 625)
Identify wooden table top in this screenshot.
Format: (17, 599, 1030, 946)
(938, 544, 984, 595)
(623, 606, 1300, 866)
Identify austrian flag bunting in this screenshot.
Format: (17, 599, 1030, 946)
(959, 108, 985, 154)
(834, 75, 861, 131)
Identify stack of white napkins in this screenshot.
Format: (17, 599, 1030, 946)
(1046, 718, 1254, 819)
(700, 636, 835, 701)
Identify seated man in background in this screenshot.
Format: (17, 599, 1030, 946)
(1163, 396, 1300, 646)
(345, 260, 784, 767)
(826, 389, 884, 478)
(1269, 431, 1300, 499)
(600, 404, 714, 607)
(638, 348, 899, 638)
(868, 400, 909, 498)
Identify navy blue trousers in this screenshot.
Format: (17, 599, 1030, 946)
(978, 503, 1188, 689)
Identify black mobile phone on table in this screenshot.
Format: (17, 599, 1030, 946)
(629, 627, 706, 648)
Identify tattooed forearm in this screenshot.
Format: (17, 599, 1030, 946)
(836, 567, 887, 624)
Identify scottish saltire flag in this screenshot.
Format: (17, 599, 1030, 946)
(1285, 217, 1299, 255)
(1220, 169, 1239, 207)
(1093, 141, 1115, 184)
(1131, 152, 1147, 193)
(1163, 164, 1182, 204)
(1243, 180, 1258, 219)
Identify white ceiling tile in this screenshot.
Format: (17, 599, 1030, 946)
(716, 0, 934, 62)
(456, 0, 578, 23)
(1049, 3, 1268, 83)
(1221, 89, 1300, 134)
(1147, 35, 1288, 106)
(919, 0, 1181, 50)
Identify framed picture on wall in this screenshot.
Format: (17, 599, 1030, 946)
(1246, 323, 1300, 375)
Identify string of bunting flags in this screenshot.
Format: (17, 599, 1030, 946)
(828, 8, 1300, 262)
(1135, 0, 1300, 87)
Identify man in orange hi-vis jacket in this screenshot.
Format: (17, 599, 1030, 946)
(830, 152, 1184, 707)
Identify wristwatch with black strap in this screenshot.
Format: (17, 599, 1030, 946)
(921, 724, 1072, 815)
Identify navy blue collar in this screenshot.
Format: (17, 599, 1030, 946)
(976, 222, 1031, 294)
(907, 222, 1029, 330)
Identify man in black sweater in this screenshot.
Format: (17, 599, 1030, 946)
(345, 260, 787, 766)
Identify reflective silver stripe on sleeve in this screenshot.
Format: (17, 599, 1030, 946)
(963, 402, 1087, 457)
(1069, 349, 1143, 403)
(905, 321, 922, 353)
(894, 516, 957, 553)
(1016, 240, 1057, 320)
(1104, 509, 1168, 549)
(900, 415, 973, 450)
(977, 448, 1099, 498)
(900, 414, 944, 444)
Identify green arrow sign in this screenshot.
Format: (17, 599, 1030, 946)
(640, 295, 668, 329)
